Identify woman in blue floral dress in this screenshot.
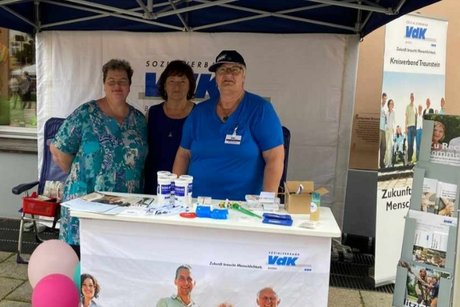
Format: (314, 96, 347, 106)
(50, 59, 147, 249)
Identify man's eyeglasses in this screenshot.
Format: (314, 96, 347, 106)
(106, 79, 130, 87)
(216, 66, 244, 76)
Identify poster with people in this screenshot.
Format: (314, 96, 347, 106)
(375, 14, 448, 286)
(425, 114, 460, 167)
(398, 260, 450, 307)
(379, 15, 448, 170)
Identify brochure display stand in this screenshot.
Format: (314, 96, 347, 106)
(393, 116, 460, 307)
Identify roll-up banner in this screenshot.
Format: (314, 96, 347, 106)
(375, 14, 447, 286)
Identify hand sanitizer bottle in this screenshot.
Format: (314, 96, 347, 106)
(310, 192, 321, 221)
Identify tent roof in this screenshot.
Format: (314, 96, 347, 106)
(0, 0, 439, 37)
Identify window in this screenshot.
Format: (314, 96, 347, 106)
(0, 27, 37, 152)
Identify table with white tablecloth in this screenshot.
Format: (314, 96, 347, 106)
(72, 205, 340, 307)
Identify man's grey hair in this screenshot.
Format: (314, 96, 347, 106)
(257, 287, 278, 298)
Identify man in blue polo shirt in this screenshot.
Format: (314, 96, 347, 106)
(173, 50, 284, 200)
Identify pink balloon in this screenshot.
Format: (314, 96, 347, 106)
(32, 273, 79, 307)
(28, 239, 79, 288)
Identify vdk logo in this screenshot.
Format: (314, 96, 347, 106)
(144, 72, 216, 99)
(268, 255, 298, 266)
(405, 26, 427, 40)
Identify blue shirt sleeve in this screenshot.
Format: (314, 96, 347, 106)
(251, 101, 283, 152)
(180, 107, 195, 150)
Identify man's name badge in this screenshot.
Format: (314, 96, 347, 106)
(225, 134, 242, 145)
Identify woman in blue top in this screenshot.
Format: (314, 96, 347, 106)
(144, 60, 196, 194)
(173, 50, 284, 200)
(50, 59, 147, 248)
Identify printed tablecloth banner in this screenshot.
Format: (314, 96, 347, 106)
(80, 218, 331, 306)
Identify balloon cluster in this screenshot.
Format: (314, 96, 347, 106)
(28, 239, 80, 307)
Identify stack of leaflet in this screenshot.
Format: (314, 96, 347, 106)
(262, 213, 293, 226)
(245, 192, 280, 211)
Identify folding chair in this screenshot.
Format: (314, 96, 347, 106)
(12, 117, 67, 263)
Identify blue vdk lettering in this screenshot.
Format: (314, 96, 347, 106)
(405, 26, 427, 39)
(195, 73, 212, 99)
(145, 72, 158, 97)
(285, 257, 298, 266)
(144, 72, 215, 98)
(268, 255, 298, 266)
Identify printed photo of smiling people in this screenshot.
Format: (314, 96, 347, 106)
(149, 263, 317, 306)
(379, 88, 445, 171)
(425, 114, 460, 167)
(80, 225, 328, 306)
(378, 14, 447, 171)
(81, 273, 102, 307)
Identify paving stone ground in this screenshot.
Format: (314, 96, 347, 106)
(0, 252, 31, 306)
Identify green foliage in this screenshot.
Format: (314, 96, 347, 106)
(0, 96, 10, 125)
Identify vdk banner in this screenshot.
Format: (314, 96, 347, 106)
(375, 14, 448, 286)
(36, 31, 357, 215)
(80, 219, 331, 306)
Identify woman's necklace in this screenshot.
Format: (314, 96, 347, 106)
(218, 93, 244, 122)
(219, 104, 233, 122)
(164, 101, 191, 119)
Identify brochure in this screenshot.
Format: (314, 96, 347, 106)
(419, 178, 457, 217)
(408, 210, 457, 269)
(398, 259, 450, 307)
(63, 192, 189, 216)
(426, 114, 460, 167)
(420, 178, 437, 213)
(80, 192, 155, 207)
(436, 181, 457, 217)
(62, 192, 156, 214)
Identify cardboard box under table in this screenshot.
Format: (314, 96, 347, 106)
(284, 180, 329, 214)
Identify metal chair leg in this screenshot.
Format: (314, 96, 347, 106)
(16, 213, 29, 264)
(31, 215, 44, 243)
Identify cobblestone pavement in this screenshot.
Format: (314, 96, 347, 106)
(0, 252, 31, 306)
